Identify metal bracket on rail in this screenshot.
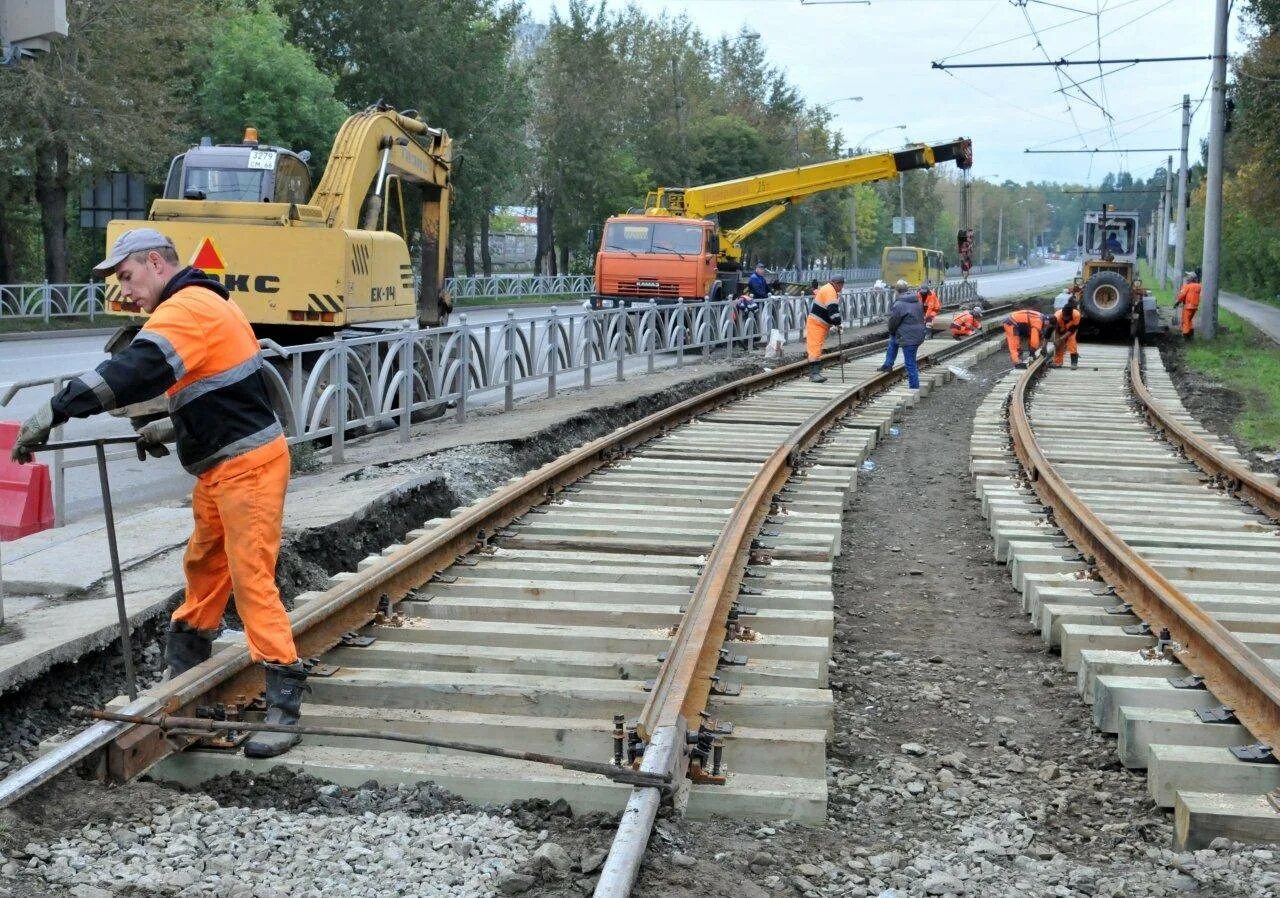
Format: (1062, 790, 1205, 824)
(1105, 603, 1133, 615)
(708, 675, 741, 697)
(303, 656, 340, 678)
(1196, 706, 1240, 724)
(1168, 675, 1207, 690)
(718, 648, 747, 667)
(340, 630, 377, 648)
(1122, 622, 1153, 636)
(429, 573, 458, 584)
(1230, 743, 1279, 764)
(687, 722, 727, 785)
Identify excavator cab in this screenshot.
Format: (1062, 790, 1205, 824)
(162, 128, 312, 204)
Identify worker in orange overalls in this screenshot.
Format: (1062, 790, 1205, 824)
(11, 228, 305, 760)
(805, 275, 844, 382)
(1173, 272, 1201, 339)
(1002, 304, 1045, 369)
(950, 305, 983, 339)
(919, 281, 941, 333)
(1053, 298, 1083, 369)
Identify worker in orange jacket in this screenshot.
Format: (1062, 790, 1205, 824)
(919, 282, 941, 333)
(1173, 272, 1201, 339)
(1052, 298, 1083, 369)
(805, 275, 844, 382)
(11, 229, 305, 760)
(950, 305, 982, 339)
(1002, 305, 1045, 368)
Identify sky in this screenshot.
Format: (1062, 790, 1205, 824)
(521, 0, 1247, 186)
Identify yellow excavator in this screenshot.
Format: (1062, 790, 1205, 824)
(593, 138, 973, 305)
(103, 102, 453, 341)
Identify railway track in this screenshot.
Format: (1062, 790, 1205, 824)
(0, 294, 1009, 892)
(974, 341, 1280, 852)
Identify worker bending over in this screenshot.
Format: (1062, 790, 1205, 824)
(10, 229, 306, 760)
(1052, 299, 1082, 369)
(805, 275, 844, 382)
(950, 305, 982, 339)
(1173, 272, 1201, 340)
(919, 282, 941, 333)
(1002, 303, 1045, 369)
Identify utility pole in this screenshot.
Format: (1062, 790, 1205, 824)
(1173, 93, 1191, 289)
(1201, 0, 1229, 339)
(898, 173, 907, 247)
(850, 188, 859, 270)
(1025, 207, 1031, 262)
(996, 206, 1004, 268)
(1158, 156, 1173, 286)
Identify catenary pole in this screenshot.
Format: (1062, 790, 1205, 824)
(1173, 94, 1191, 289)
(1201, 0, 1229, 339)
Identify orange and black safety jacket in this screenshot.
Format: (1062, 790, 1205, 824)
(920, 289, 941, 322)
(50, 267, 283, 477)
(1176, 282, 1201, 310)
(1002, 308, 1044, 337)
(807, 283, 842, 328)
(1054, 307, 1082, 336)
(950, 310, 981, 337)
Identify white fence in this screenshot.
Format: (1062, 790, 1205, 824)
(2, 282, 978, 525)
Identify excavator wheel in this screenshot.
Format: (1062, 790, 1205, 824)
(1080, 270, 1130, 324)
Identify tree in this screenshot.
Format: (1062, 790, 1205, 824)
(0, 0, 205, 282)
(190, 4, 348, 165)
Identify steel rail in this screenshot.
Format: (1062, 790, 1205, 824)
(1128, 342, 1280, 521)
(0, 306, 1000, 811)
(593, 323, 1006, 898)
(1008, 350, 1280, 754)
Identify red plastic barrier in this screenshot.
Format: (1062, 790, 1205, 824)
(0, 421, 55, 540)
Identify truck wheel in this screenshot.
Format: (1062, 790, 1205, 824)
(1081, 270, 1130, 323)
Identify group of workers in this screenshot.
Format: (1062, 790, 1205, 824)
(999, 299, 1082, 369)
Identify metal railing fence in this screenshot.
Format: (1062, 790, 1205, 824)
(2, 281, 978, 526)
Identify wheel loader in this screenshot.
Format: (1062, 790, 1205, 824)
(1070, 207, 1162, 338)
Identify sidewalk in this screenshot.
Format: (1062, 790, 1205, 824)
(1219, 291, 1280, 345)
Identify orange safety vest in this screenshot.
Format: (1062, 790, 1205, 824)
(1003, 308, 1044, 334)
(950, 311, 980, 336)
(1177, 282, 1201, 310)
(1053, 308, 1082, 335)
(921, 290, 941, 321)
(808, 283, 843, 329)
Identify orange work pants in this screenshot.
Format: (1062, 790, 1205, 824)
(172, 446, 297, 664)
(1003, 324, 1039, 363)
(1053, 331, 1078, 365)
(805, 319, 830, 362)
(1181, 304, 1197, 335)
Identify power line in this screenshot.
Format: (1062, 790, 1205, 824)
(933, 55, 1217, 70)
(1024, 147, 1181, 153)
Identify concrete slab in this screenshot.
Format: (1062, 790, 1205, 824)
(1174, 791, 1280, 850)
(1149, 743, 1280, 808)
(1116, 707, 1251, 770)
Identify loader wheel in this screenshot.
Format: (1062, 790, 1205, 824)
(1081, 270, 1131, 323)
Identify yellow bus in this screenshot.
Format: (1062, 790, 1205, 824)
(881, 246, 946, 287)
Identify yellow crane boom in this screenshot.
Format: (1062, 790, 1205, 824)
(642, 138, 973, 264)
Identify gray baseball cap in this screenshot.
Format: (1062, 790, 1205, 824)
(92, 228, 177, 275)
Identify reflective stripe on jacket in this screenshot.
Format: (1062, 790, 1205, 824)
(51, 267, 283, 477)
(808, 283, 842, 328)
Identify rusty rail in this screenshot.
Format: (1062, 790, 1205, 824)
(1008, 349, 1280, 754)
(593, 324, 1004, 897)
(1128, 342, 1280, 521)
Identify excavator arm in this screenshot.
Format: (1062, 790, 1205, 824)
(310, 104, 454, 326)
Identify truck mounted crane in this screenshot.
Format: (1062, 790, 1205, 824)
(593, 138, 973, 306)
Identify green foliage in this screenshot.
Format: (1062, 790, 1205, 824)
(1186, 308, 1280, 448)
(190, 4, 348, 166)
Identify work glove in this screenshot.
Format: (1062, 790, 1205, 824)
(135, 417, 175, 460)
(10, 401, 56, 464)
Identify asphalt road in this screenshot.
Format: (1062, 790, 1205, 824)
(0, 260, 1071, 525)
(1219, 291, 1280, 345)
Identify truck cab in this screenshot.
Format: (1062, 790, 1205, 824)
(593, 215, 722, 307)
(1074, 208, 1160, 336)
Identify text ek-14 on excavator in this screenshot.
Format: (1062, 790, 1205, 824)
(593, 138, 973, 307)
(103, 103, 453, 343)
(1070, 205, 1161, 337)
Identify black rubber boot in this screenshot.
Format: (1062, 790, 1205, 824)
(1014, 361, 1028, 369)
(243, 662, 311, 759)
(1184, 330, 1194, 341)
(809, 362, 827, 383)
(1070, 353, 1079, 369)
(166, 621, 215, 679)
